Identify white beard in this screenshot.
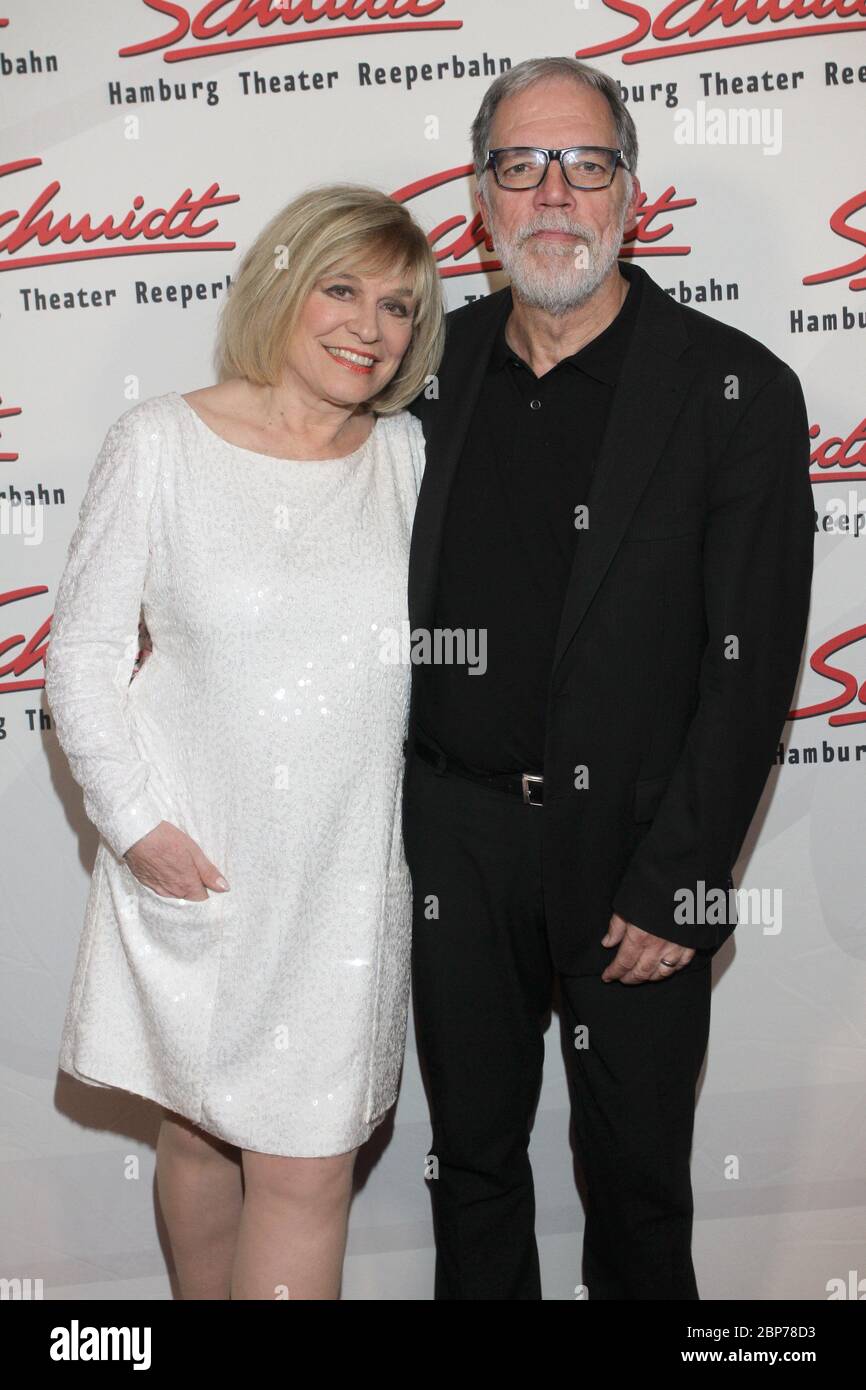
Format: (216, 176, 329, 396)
(484, 195, 629, 316)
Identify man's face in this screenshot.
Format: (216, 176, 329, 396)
(477, 78, 641, 315)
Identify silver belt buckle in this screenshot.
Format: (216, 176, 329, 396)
(521, 773, 544, 806)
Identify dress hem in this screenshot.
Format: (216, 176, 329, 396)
(58, 1057, 395, 1158)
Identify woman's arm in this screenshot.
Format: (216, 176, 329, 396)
(45, 402, 167, 861)
(406, 410, 426, 494)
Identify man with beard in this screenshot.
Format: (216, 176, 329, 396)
(404, 56, 813, 1299)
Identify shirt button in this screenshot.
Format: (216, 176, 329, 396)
(530, 399, 541, 410)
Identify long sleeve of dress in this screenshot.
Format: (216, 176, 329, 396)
(405, 410, 426, 493)
(44, 403, 167, 861)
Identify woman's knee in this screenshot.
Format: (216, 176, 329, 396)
(242, 1148, 358, 1206)
(159, 1109, 239, 1164)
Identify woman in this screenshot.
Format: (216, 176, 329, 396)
(45, 184, 444, 1300)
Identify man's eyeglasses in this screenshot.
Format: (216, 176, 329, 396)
(486, 146, 629, 191)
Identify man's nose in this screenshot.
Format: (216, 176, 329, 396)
(534, 157, 574, 207)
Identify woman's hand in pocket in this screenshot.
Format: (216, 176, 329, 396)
(123, 821, 229, 901)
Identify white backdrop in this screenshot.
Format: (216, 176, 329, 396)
(2, 0, 865, 1301)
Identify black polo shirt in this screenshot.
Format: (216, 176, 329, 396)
(413, 262, 642, 774)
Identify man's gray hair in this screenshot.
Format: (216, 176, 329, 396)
(470, 57, 638, 195)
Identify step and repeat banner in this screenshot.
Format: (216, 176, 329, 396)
(1, 1, 864, 1301)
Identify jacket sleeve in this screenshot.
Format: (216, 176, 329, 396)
(44, 403, 167, 861)
(611, 364, 815, 949)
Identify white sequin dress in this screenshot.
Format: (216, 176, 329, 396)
(45, 391, 424, 1156)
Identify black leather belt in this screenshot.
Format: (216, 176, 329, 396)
(409, 736, 544, 806)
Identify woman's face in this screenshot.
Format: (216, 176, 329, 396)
(284, 262, 418, 409)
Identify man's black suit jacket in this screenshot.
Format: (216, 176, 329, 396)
(406, 261, 814, 974)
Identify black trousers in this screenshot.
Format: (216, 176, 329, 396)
(402, 749, 713, 1301)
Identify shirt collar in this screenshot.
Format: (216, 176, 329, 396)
(490, 259, 642, 385)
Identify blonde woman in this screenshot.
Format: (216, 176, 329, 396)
(45, 185, 444, 1300)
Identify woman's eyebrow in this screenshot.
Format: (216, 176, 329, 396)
(323, 269, 415, 297)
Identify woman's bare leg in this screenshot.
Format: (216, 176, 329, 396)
(155, 1110, 244, 1300)
(231, 1148, 358, 1300)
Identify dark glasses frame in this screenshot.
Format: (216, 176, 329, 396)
(486, 146, 630, 191)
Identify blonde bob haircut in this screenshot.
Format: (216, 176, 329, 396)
(216, 183, 445, 415)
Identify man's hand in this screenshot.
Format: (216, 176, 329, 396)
(124, 820, 229, 901)
(601, 912, 694, 984)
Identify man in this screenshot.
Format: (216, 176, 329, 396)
(403, 56, 814, 1300)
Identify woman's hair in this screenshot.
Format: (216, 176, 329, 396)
(216, 184, 445, 414)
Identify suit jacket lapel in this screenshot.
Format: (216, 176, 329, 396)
(409, 265, 701, 683)
(549, 270, 700, 683)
